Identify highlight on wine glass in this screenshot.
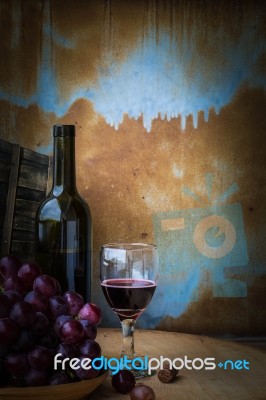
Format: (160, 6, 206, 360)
(100, 243, 159, 377)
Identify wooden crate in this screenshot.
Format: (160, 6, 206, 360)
(0, 139, 49, 261)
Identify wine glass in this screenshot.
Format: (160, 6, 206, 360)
(100, 243, 158, 377)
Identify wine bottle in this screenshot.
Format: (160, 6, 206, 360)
(35, 125, 92, 301)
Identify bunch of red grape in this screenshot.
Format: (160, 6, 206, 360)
(0, 255, 102, 388)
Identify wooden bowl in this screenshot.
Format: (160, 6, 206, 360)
(0, 370, 108, 400)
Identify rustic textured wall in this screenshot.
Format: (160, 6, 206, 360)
(0, 0, 265, 336)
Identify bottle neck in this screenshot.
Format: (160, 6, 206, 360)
(52, 136, 77, 195)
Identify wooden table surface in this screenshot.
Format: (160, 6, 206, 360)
(89, 328, 266, 400)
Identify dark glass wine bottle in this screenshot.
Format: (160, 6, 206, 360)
(35, 125, 92, 301)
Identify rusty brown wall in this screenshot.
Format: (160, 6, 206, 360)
(0, 0, 266, 336)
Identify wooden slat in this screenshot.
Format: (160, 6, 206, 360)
(10, 240, 35, 261)
(12, 229, 35, 242)
(16, 186, 47, 202)
(0, 138, 49, 260)
(20, 147, 49, 166)
(1, 144, 20, 256)
(18, 164, 48, 191)
(0, 150, 12, 162)
(0, 182, 8, 198)
(14, 198, 40, 218)
(12, 213, 35, 232)
(0, 139, 13, 154)
(0, 198, 7, 211)
(0, 159, 11, 183)
(0, 198, 6, 227)
(0, 206, 6, 244)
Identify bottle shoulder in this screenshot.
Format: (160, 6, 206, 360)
(37, 191, 91, 221)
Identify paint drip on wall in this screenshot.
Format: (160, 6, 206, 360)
(92, 28, 266, 132)
(0, 1, 265, 145)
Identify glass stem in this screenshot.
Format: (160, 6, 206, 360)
(121, 319, 136, 358)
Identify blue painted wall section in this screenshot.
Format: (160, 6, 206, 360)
(92, 29, 266, 132)
(0, 3, 265, 140)
(139, 177, 248, 329)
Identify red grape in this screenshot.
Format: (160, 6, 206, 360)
(59, 319, 84, 344)
(49, 371, 71, 385)
(12, 329, 36, 352)
(112, 370, 136, 394)
(0, 318, 20, 345)
(31, 312, 49, 336)
(4, 289, 23, 305)
(10, 300, 36, 328)
(130, 384, 156, 400)
(24, 290, 48, 314)
(53, 314, 72, 336)
(4, 352, 30, 376)
(78, 303, 102, 325)
(0, 343, 10, 358)
(4, 276, 25, 294)
(0, 255, 22, 281)
(56, 342, 80, 360)
(63, 291, 84, 316)
(79, 339, 101, 359)
(49, 295, 69, 319)
(18, 262, 41, 290)
(24, 368, 49, 387)
(0, 294, 11, 318)
(28, 345, 54, 370)
(80, 320, 97, 340)
(0, 253, 103, 388)
(74, 356, 100, 380)
(33, 275, 58, 298)
(39, 328, 59, 349)
(54, 279, 62, 295)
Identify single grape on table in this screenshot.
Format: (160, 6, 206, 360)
(130, 384, 156, 400)
(111, 370, 136, 394)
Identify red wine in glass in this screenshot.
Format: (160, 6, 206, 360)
(101, 278, 157, 321)
(100, 242, 159, 376)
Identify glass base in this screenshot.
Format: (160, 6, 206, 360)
(131, 367, 157, 379)
(120, 355, 157, 379)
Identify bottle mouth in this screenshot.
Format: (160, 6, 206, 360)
(53, 125, 76, 137)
